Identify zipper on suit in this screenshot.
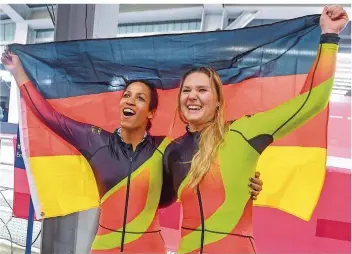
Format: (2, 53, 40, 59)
(120, 143, 145, 252)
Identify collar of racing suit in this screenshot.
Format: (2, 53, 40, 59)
(186, 125, 201, 141)
(115, 127, 148, 151)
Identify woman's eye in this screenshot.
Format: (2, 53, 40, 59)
(199, 88, 207, 92)
(182, 89, 190, 93)
(123, 93, 129, 98)
(138, 96, 145, 101)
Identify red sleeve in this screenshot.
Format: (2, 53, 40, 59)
(20, 81, 98, 155)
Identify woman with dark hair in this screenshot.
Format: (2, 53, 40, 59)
(2, 51, 263, 253)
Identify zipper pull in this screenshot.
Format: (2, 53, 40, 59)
(129, 157, 133, 162)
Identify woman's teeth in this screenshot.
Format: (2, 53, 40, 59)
(123, 108, 136, 116)
(187, 105, 201, 110)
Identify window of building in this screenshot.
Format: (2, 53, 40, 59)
(0, 23, 16, 42)
(36, 29, 55, 39)
(27, 28, 55, 44)
(117, 19, 201, 37)
(0, 62, 11, 123)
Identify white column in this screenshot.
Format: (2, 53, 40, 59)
(202, 14, 223, 31)
(8, 22, 28, 124)
(201, 4, 224, 31)
(93, 4, 120, 38)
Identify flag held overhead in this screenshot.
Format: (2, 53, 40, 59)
(9, 15, 327, 221)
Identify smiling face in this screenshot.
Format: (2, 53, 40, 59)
(119, 81, 154, 131)
(179, 71, 219, 131)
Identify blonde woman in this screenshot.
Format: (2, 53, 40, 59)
(163, 5, 348, 254)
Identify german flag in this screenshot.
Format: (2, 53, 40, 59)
(10, 14, 326, 220)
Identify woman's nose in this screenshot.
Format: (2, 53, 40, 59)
(126, 97, 135, 105)
(188, 90, 198, 100)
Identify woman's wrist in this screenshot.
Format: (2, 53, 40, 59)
(321, 28, 339, 35)
(13, 70, 30, 87)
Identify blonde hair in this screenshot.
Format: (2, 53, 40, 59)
(176, 67, 229, 188)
